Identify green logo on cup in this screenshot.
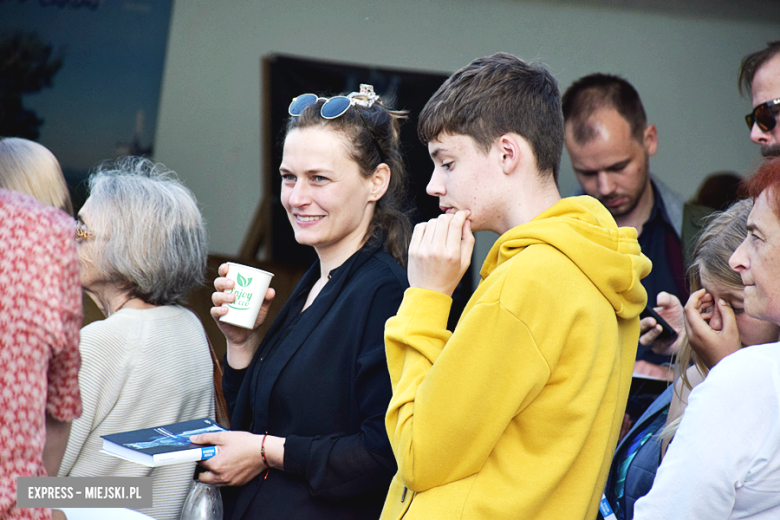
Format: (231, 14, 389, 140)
(236, 273, 253, 288)
(228, 273, 254, 311)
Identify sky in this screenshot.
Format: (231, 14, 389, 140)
(0, 0, 172, 178)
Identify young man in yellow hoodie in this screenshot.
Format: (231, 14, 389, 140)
(381, 53, 652, 520)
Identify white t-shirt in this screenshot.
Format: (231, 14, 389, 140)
(634, 342, 780, 519)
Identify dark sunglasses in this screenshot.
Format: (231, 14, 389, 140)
(745, 98, 780, 132)
(288, 84, 379, 119)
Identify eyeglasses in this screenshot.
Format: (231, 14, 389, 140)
(745, 98, 780, 132)
(288, 84, 380, 120)
(75, 219, 93, 241)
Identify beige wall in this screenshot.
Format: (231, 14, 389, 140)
(155, 0, 780, 258)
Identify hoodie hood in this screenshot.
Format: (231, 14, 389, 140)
(480, 196, 651, 320)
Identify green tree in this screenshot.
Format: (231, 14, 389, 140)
(0, 32, 64, 139)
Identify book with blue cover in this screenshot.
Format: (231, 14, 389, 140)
(101, 418, 225, 467)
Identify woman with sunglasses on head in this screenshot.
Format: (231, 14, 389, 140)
(194, 85, 411, 520)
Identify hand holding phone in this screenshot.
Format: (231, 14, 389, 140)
(640, 304, 679, 343)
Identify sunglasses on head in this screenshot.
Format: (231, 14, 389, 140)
(745, 98, 780, 132)
(288, 84, 380, 120)
(288, 84, 386, 163)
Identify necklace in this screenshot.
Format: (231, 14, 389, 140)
(113, 297, 135, 314)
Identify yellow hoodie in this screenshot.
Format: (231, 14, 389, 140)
(382, 196, 651, 520)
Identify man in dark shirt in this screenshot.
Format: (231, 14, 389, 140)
(562, 73, 687, 391)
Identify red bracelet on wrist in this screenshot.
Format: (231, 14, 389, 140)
(261, 433, 269, 466)
(261, 433, 271, 480)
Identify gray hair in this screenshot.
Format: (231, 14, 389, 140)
(86, 156, 207, 305)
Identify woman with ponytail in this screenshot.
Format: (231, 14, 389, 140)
(195, 85, 411, 520)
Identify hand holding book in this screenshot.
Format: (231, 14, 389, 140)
(193, 431, 284, 487)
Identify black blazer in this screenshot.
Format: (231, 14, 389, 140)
(222, 240, 407, 520)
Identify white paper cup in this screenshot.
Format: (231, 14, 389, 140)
(218, 263, 274, 329)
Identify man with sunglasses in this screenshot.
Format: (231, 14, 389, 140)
(740, 41, 780, 158)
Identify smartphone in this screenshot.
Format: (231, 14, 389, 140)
(640, 305, 678, 343)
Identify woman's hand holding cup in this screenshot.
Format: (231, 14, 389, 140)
(211, 263, 275, 368)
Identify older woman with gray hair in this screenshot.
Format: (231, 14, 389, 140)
(58, 157, 214, 520)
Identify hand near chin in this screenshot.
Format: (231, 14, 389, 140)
(684, 289, 741, 369)
(407, 210, 475, 297)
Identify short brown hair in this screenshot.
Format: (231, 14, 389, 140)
(743, 157, 780, 218)
(738, 41, 780, 97)
(418, 52, 564, 183)
(562, 73, 647, 144)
